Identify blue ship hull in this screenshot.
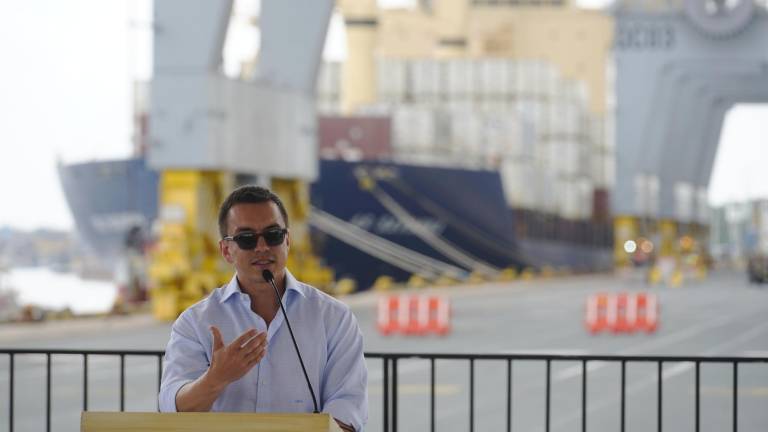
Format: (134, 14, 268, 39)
(58, 158, 611, 290)
(58, 158, 159, 261)
(310, 160, 526, 288)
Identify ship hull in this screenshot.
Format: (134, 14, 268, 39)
(58, 158, 611, 289)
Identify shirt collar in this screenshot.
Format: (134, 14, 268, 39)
(219, 269, 307, 304)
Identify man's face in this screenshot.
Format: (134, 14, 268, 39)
(220, 202, 290, 287)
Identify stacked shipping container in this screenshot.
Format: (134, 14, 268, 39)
(315, 58, 614, 222)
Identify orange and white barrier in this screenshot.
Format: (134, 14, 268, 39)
(377, 295, 450, 336)
(586, 292, 659, 334)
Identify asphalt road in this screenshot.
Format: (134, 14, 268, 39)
(1, 269, 767, 431)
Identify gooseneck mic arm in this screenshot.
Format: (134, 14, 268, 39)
(262, 269, 319, 413)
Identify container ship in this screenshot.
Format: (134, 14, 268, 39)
(58, 0, 615, 290)
(58, 111, 612, 290)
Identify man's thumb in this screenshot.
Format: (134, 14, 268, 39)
(210, 326, 224, 350)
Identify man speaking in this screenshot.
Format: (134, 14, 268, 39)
(159, 185, 367, 432)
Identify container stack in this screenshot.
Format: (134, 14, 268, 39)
(316, 57, 613, 221)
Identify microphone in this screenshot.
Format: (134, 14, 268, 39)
(262, 269, 319, 413)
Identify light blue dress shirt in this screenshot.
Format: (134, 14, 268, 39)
(159, 270, 368, 431)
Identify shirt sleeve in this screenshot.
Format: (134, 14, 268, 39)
(158, 313, 211, 412)
(321, 307, 368, 431)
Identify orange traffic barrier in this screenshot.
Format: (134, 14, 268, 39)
(377, 294, 450, 336)
(586, 292, 658, 334)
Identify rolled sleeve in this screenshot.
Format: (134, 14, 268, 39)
(321, 308, 368, 431)
(159, 314, 211, 412)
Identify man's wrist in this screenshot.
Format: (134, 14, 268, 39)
(199, 369, 228, 394)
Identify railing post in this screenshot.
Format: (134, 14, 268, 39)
(733, 362, 738, 432)
(46, 353, 51, 432)
(695, 361, 700, 432)
(544, 359, 551, 432)
(430, 358, 435, 432)
(470, 358, 475, 432)
(120, 354, 126, 411)
(383, 357, 389, 432)
(621, 360, 626, 432)
(393, 358, 398, 432)
(83, 354, 88, 412)
(582, 360, 587, 432)
(9, 353, 14, 432)
(507, 359, 513, 432)
(658, 360, 663, 432)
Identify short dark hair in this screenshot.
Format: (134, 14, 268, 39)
(218, 185, 289, 238)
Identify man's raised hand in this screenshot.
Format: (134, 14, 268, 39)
(207, 326, 267, 386)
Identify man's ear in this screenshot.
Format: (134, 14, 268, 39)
(220, 239, 235, 264)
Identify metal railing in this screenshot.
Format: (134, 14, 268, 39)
(367, 352, 768, 432)
(1, 349, 767, 432)
(2, 349, 164, 432)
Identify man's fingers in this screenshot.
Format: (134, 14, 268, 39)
(239, 332, 266, 351)
(245, 347, 266, 365)
(210, 326, 224, 351)
(231, 328, 259, 348)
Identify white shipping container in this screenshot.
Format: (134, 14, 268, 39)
(507, 61, 520, 95)
(537, 168, 559, 214)
(411, 60, 434, 102)
(393, 107, 420, 151)
(516, 115, 537, 160)
(540, 63, 560, 100)
(488, 113, 522, 158)
(548, 100, 583, 137)
(555, 177, 577, 219)
(446, 59, 474, 99)
(427, 60, 444, 98)
(516, 62, 533, 99)
(578, 141, 594, 178)
(481, 111, 502, 158)
(533, 61, 551, 99)
(479, 99, 503, 112)
(451, 109, 484, 155)
(555, 176, 593, 220)
(548, 140, 583, 176)
(590, 149, 614, 188)
(500, 158, 538, 209)
(377, 59, 406, 103)
(375, 60, 389, 100)
(591, 117, 605, 149)
(574, 80, 590, 107)
(476, 58, 506, 99)
(413, 108, 436, 151)
(578, 177, 595, 219)
(446, 99, 473, 111)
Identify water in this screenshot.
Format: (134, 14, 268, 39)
(2, 267, 117, 314)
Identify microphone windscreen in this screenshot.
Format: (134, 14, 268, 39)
(262, 269, 274, 282)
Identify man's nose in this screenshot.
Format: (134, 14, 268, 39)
(254, 235, 270, 250)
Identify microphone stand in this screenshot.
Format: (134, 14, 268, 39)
(263, 270, 319, 413)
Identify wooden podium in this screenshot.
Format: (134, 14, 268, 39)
(81, 412, 343, 432)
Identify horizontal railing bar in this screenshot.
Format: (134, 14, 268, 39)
(1, 349, 767, 363)
(0, 349, 165, 356)
(363, 353, 768, 363)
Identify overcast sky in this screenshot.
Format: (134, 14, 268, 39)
(0, 0, 765, 231)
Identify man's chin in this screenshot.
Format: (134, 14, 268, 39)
(244, 265, 281, 281)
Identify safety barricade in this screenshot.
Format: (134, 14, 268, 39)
(586, 292, 659, 334)
(377, 294, 451, 336)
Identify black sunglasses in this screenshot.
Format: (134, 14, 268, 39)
(223, 228, 288, 249)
